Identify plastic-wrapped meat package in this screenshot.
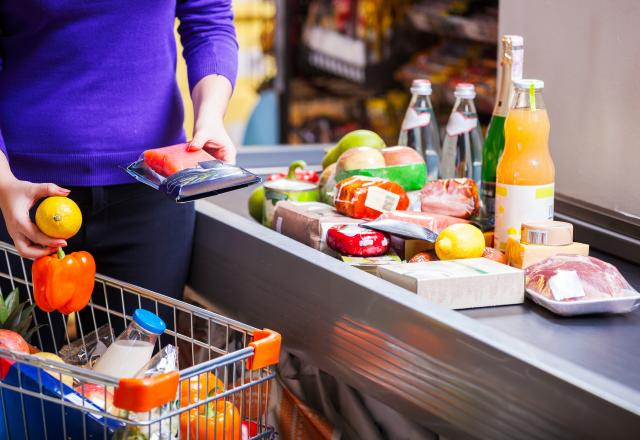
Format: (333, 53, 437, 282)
(420, 178, 479, 219)
(334, 176, 409, 220)
(526, 255, 638, 301)
(378, 210, 469, 233)
(327, 225, 389, 257)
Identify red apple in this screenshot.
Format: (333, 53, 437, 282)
(335, 147, 385, 180)
(0, 329, 30, 354)
(382, 146, 424, 166)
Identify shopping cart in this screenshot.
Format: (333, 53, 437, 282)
(0, 241, 281, 439)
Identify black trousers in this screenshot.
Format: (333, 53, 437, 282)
(0, 183, 196, 351)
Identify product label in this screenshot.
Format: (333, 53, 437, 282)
(446, 112, 478, 137)
(339, 225, 366, 237)
(364, 186, 400, 212)
(548, 270, 586, 301)
(401, 107, 431, 130)
(494, 183, 554, 250)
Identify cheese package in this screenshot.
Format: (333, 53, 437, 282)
(378, 258, 524, 309)
(272, 201, 361, 253)
(342, 252, 402, 276)
(505, 237, 589, 269)
(327, 225, 389, 257)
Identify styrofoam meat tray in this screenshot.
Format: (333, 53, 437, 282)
(526, 288, 640, 316)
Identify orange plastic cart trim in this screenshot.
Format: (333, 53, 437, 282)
(113, 370, 179, 412)
(247, 329, 281, 371)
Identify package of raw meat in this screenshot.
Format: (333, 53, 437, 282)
(420, 178, 479, 219)
(525, 255, 640, 315)
(378, 210, 469, 233)
(326, 224, 389, 257)
(123, 143, 260, 202)
(334, 176, 410, 220)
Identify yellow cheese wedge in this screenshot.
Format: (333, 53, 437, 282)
(506, 237, 589, 269)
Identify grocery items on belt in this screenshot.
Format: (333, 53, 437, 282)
(144, 143, 215, 177)
(334, 176, 409, 220)
(435, 223, 485, 260)
(248, 185, 266, 222)
(398, 79, 441, 181)
(35, 196, 82, 240)
(361, 218, 438, 242)
(420, 178, 479, 219)
(341, 252, 402, 276)
(268, 167, 319, 183)
(271, 201, 361, 253)
(327, 225, 389, 257)
(525, 255, 640, 315)
(378, 258, 524, 309)
(93, 309, 166, 378)
(335, 147, 386, 177)
(32, 248, 96, 314)
(520, 220, 573, 245)
(409, 252, 437, 263)
(481, 247, 507, 264)
(379, 210, 469, 233)
(494, 79, 555, 250)
(322, 129, 386, 169)
(263, 161, 320, 227)
(319, 163, 338, 205)
(0, 288, 39, 343)
(391, 238, 434, 261)
(440, 83, 484, 184)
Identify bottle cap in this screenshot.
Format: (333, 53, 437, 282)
(454, 83, 476, 99)
(411, 79, 432, 95)
(521, 220, 573, 246)
(133, 309, 166, 335)
(514, 79, 544, 90)
(504, 34, 524, 49)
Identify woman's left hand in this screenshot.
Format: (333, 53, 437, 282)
(187, 75, 237, 164)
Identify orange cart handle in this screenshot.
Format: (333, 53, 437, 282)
(247, 328, 282, 371)
(113, 370, 179, 412)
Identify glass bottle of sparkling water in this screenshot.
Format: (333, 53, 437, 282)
(440, 83, 484, 185)
(398, 79, 441, 180)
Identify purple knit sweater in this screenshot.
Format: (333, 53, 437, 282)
(0, 0, 238, 186)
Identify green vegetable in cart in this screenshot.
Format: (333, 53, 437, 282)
(0, 287, 40, 343)
(322, 129, 386, 169)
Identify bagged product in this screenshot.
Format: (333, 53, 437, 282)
(124, 143, 260, 202)
(271, 201, 361, 253)
(420, 178, 479, 219)
(334, 176, 409, 220)
(326, 225, 389, 257)
(378, 210, 469, 233)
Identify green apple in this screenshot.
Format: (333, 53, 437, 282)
(248, 185, 265, 222)
(322, 129, 386, 169)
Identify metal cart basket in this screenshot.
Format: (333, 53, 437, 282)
(0, 241, 281, 439)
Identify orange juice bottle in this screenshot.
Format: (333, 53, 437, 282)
(494, 79, 555, 250)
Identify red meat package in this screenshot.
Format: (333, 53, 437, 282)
(334, 176, 409, 220)
(378, 210, 469, 233)
(143, 143, 215, 177)
(420, 178, 479, 219)
(525, 255, 639, 302)
(327, 225, 389, 257)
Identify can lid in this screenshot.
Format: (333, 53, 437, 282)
(411, 79, 432, 95)
(514, 78, 544, 90)
(133, 309, 166, 335)
(454, 83, 476, 99)
(521, 220, 573, 246)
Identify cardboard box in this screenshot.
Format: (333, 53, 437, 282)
(378, 258, 524, 309)
(272, 201, 361, 253)
(342, 252, 402, 276)
(390, 236, 434, 261)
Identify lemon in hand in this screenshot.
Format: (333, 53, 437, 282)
(435, 223, 485, 260)
(36, 196, 82, 239)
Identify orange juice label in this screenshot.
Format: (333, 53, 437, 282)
(494, 183, 554, 250)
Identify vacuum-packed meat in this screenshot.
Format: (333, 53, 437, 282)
(420, 178, 479, 219)
(334, 176, 409, 220)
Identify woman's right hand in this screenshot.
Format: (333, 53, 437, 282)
(0, 178, 70, 259)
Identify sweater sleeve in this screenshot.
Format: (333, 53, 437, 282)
(176, 0, 239, 91)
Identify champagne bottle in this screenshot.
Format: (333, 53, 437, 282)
(480, 35, 524, 223)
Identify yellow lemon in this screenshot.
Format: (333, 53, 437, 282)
(33, 352, 74, 387)
(435, 223, 486, 260)
(35, 197, 82, 239)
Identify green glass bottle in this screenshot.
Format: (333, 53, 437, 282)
(481, 35, 524, 223)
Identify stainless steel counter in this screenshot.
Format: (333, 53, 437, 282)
(188, 145, 640, 439)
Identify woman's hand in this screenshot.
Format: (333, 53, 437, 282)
(0, 178, 69, 259)
(187, 74, 237, 164)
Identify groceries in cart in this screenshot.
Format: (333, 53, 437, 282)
(124, 142, 261, 202)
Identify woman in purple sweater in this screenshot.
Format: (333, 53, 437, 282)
(0, 1, 238, 318)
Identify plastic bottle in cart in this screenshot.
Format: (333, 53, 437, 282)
(93, 309, 166, 378)
(480, 35, 524, 222)
(494, 79, 555, 250)
(398, 79, 441, 180)
(440, 83, 484, 184)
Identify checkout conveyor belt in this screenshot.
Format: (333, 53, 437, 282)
(188, 145, 640, 439)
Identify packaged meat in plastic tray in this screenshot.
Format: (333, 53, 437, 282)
(378, 210, 469, 233)
(525, 255, 640, 316)
(334, 176, 409, 220)
(123, 143, 260, 202)
(420, 178, 479, 219)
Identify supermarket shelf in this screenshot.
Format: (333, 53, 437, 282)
(189, 145, 640, 439)
(408, 4, 498, 45)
